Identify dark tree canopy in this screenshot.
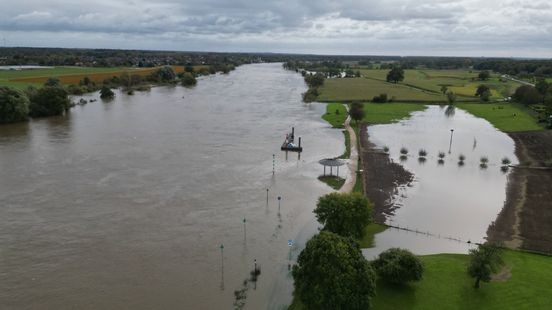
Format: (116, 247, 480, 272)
(304, 73, 325, 88)
(513, 85, 541, 105)
(535, 78, 549, 96)
(446, 91, 457, 104)
(475, 84, 491, 102)
(29, 86, 71, 117)
(478, 70, 490, 80)
(44, 77, 61, 87)
(372, 248, 424, 284)
(150, 66, 176, 83)
(0, 87, 29, 123)
(314, 192, 372, 239)
(467, 243, 504, 289)
(386, 67, 404, 83)
(292, 231, 376, 310)
(350, 103, 365, 123)
(99, 86, 115, 99)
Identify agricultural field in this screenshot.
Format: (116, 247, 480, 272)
(317, 77, 446, 102)
(373, 250, 552, 310)
(0, 65, 206, 90)
(356, 69, 522, 100)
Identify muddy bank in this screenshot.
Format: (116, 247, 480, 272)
(359, 124, 413, 223)
(487, 130, 552, 253)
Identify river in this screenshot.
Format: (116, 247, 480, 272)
(0, 63, 343, 309)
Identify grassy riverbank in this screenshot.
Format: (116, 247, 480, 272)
(457, 103, 544, 132)
(373, 250, 552, 310)
(322, 103, 347, 128)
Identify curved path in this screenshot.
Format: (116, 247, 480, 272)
(339, 114, 359, 193)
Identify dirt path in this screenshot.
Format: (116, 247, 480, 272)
(487, 131, 552, 254)
(358, 124, 413, 223)
(339, 115, 358, 193)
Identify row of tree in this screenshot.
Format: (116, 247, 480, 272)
(0, 84, 71, 123)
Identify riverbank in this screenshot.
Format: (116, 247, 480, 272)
(488, 130, 552, 253)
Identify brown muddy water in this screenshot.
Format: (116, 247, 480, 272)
(363, 105, 518, 258)
(0, 64, 343, 309)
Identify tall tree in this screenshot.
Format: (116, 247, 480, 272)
(386, 67, 404, 83)
(467, 243, 504, 289)
(475, 85, 491, 102)
(478, 70, 490, 80)
(314, 192, 372, 239)
(292, 231, 376, 310)
(350, 103, 365, 124)
(446, 91, 457, 104)
(0, 86, 29, 123)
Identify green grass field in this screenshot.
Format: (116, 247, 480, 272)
(318, 78, 446, 102)
(373, 250, 552, 310)
(362, 103, 427, 124)
(457, 103, 544, 132)
(317, 176, 345, 190)
(355, 69, 522, 100)
(322, 103, 347, 128)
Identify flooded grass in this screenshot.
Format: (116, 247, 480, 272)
(362, 103, 427, 124)
(317, 176, 346, 190)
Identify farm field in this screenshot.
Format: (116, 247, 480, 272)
(362, 103, 427, 124)
(317, 77, 446, 102)
(457, 103, 544, 132)
(357, 69, 522, 99)
(0, 65, 205, 90)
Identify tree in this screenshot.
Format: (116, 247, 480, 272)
(440, 85, 448, 94)
(446, 91, 457, 104)
(150, 66, 176, 83)
(535, 78, 549, 103)
(478, 70, 490, 80)
(467, 243, 504, 289)
(513, 85, 541, 105)
(292, 231, 376, 310)
(302, 88, 319, 102)
(372, 248, 424, 284)
(386, 67, 404, 83)
(314, 192, 372, 239)
(100, 86, 115, 99)
(475, 85, 491, 102)
(350, 103, 365, 124)
(29, 86, 71, 117)
(304, 73, 325, 88)
(181, 72, 197, 86)
(0, 86, 29, 123)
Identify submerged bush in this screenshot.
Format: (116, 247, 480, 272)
(480, 156, 489, 164)
(418, 149, 427, 157)
(501, 157, 511, 166)
(400, 147, 409, 155)
(438, 152, 446, 159)
(383, 146, 389, 153)
(459, 154, 466, 161)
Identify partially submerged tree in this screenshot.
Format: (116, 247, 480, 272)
(0, 86, 29, 123)
(100, 86, 115, 99)
(467, 243, 504, 289)
(292, 231, 376, 310)
(386, 67, 404, 83)
(314, 192, 372, 239)
(372, 248, 424, 284)
(29, 86, 71, 117)
(446, 91, 457, 104)
(181, 72, 197, 86)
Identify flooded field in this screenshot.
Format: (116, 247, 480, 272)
(0, 64, 343, 309)
(363, 105, 518, 258)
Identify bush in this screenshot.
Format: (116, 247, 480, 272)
(0, 86, 29, 123)
(418, 149, 427, 157)
(100, 86, 115, 99)
(29, 86, 71, 117)
(400, 147, 408, 155)
(372, 248, 424, 284)
(302, 88, 319, 102)
(314, 192, 372, 239)
(181, 72, 197, 86)
(373, 93, 388, 103)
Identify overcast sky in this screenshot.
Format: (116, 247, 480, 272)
(1, 0, 551, 57)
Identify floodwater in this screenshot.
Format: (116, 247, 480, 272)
(363, 105, 518, 258)
(0, 63, 343, 309)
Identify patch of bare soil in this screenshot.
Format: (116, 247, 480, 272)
(487, 130, 552, 254)
(359, 124, 414, 223)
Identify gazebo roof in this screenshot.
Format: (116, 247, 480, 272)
(318, 158, 345, 167)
